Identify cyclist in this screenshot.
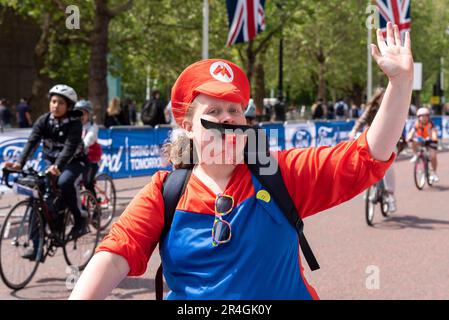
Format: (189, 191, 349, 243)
(406, 107, 439, 182)
(74, 99, 102, 198)
(70, 23, 413, 300)
(4, 84, 89, 259)
(348, 87, 397, 212)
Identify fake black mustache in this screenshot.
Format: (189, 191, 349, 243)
(200, 118, 253, 135)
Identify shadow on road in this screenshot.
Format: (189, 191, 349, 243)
(9, 279, 70, 300)
(427, 185, 449, 192)
(374, 214, 449, 230)
(108, 277, 169, 299)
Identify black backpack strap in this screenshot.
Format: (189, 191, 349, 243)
(247, 161, 320, 271)
(160, 168, 192, 241)
(155, 168, 192, 300)
(244, 126, 320, 272)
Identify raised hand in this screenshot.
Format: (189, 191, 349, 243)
(370, 22, 414, 83)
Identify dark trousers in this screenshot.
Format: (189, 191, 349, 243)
(57, 160, 86, 226)
(83, 162, 99, 198)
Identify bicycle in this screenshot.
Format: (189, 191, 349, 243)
(413, 139, 437, 190)
(365, 178, 390, 226)
(0, 167, 101, 290)
(81, 172, 116, 231)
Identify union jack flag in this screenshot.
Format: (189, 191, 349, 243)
(375, 0, 411, 41)
(226, 0, 266, 46)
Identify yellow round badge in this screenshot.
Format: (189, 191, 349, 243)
(256, 190, 271, 203)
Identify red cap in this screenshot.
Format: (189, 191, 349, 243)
(171, 59, 250, 126)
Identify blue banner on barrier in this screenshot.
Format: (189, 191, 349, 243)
(315, 120, 355, 146)
(259, 122, 285, 151)
(284, 122, 316, 149)
(0, 130, 46, 171)
(431, 116, 443, 139)
(99, 127, 171, 179)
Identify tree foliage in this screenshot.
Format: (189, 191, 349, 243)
(1, 0, 448, 117)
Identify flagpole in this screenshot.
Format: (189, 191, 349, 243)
(367, 4, 373, 102)
(146, 65, 151, 101)
(202, 0, 209, 59)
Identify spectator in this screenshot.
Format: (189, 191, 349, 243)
(350, 102, 361, 118)
(141, 90, 167, 127)
(0, 98, 12, 129)
(300, 105, 306, 119)
(16, 98, 32, 128)
(334, 98, 349, 120)
(311, 99, 325, 120)
(244, 98, 257, 125)
(104, 97, 123, 128)
(326, 101, 335, 120)
(129, 100, 137, 125)
(264, 101, 273, 122)
(119, 98, 131, 125)
(443, 103, 449, 116)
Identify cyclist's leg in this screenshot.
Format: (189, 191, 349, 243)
(383, 165, 395, 193)
(22, 205, 41, 260)
(84, 162, 99, 198)
(429, 147, 437, 172)
(410, 140, 419, 162)
(57, 160, 86, 227)
(428, 147, 439, 182)
(383, 164, 397, 212)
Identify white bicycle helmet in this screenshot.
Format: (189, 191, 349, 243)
(74, 99, 93, 114)
(48, 84, 78, 105)
(417, 107, 430, 117)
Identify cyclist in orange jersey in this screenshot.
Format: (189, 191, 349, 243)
(406, 107, 439, 182)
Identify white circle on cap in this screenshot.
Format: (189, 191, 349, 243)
(209, 61, 234, 83)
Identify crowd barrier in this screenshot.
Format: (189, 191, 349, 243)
(1, 117, 449, 181)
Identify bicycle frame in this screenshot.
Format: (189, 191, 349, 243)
(3, 169, 65, 253)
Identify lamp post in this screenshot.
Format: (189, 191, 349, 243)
(274, 2, 285, 122)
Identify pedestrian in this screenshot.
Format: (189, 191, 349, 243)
(69, 23, 414, 300)
(120, 98, 131, 125)
(335, 98, 349, 120)
(349, 101, 361, 118)
(311, 99, 325, 120)
(104, 97, 123, 128)
(129, 100, 137, 125)
(16, 98, 32, 128)
(326, 101, 335, 120)
(141, 90, 168, 127)
(443, 102, 449, 116)
(0, 98, 12, 129)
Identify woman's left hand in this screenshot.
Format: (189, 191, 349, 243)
(370, 22, 414, 83)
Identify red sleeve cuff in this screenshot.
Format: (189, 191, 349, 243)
(356, 128, 396, 179)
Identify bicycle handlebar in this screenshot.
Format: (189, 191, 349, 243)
(2, 167, 52, 189)
(2, 167, 22, 188)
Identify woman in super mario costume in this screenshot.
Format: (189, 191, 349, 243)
(70, 22, 414, 300)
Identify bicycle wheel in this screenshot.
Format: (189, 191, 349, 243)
(94, 173, 117, 230)
(365, 186, 377, 226)
(0, 200, 44, 290)
(63, 190, 101, 270)
(425, 159, 434, 187)
(414, 156, 426, 190)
